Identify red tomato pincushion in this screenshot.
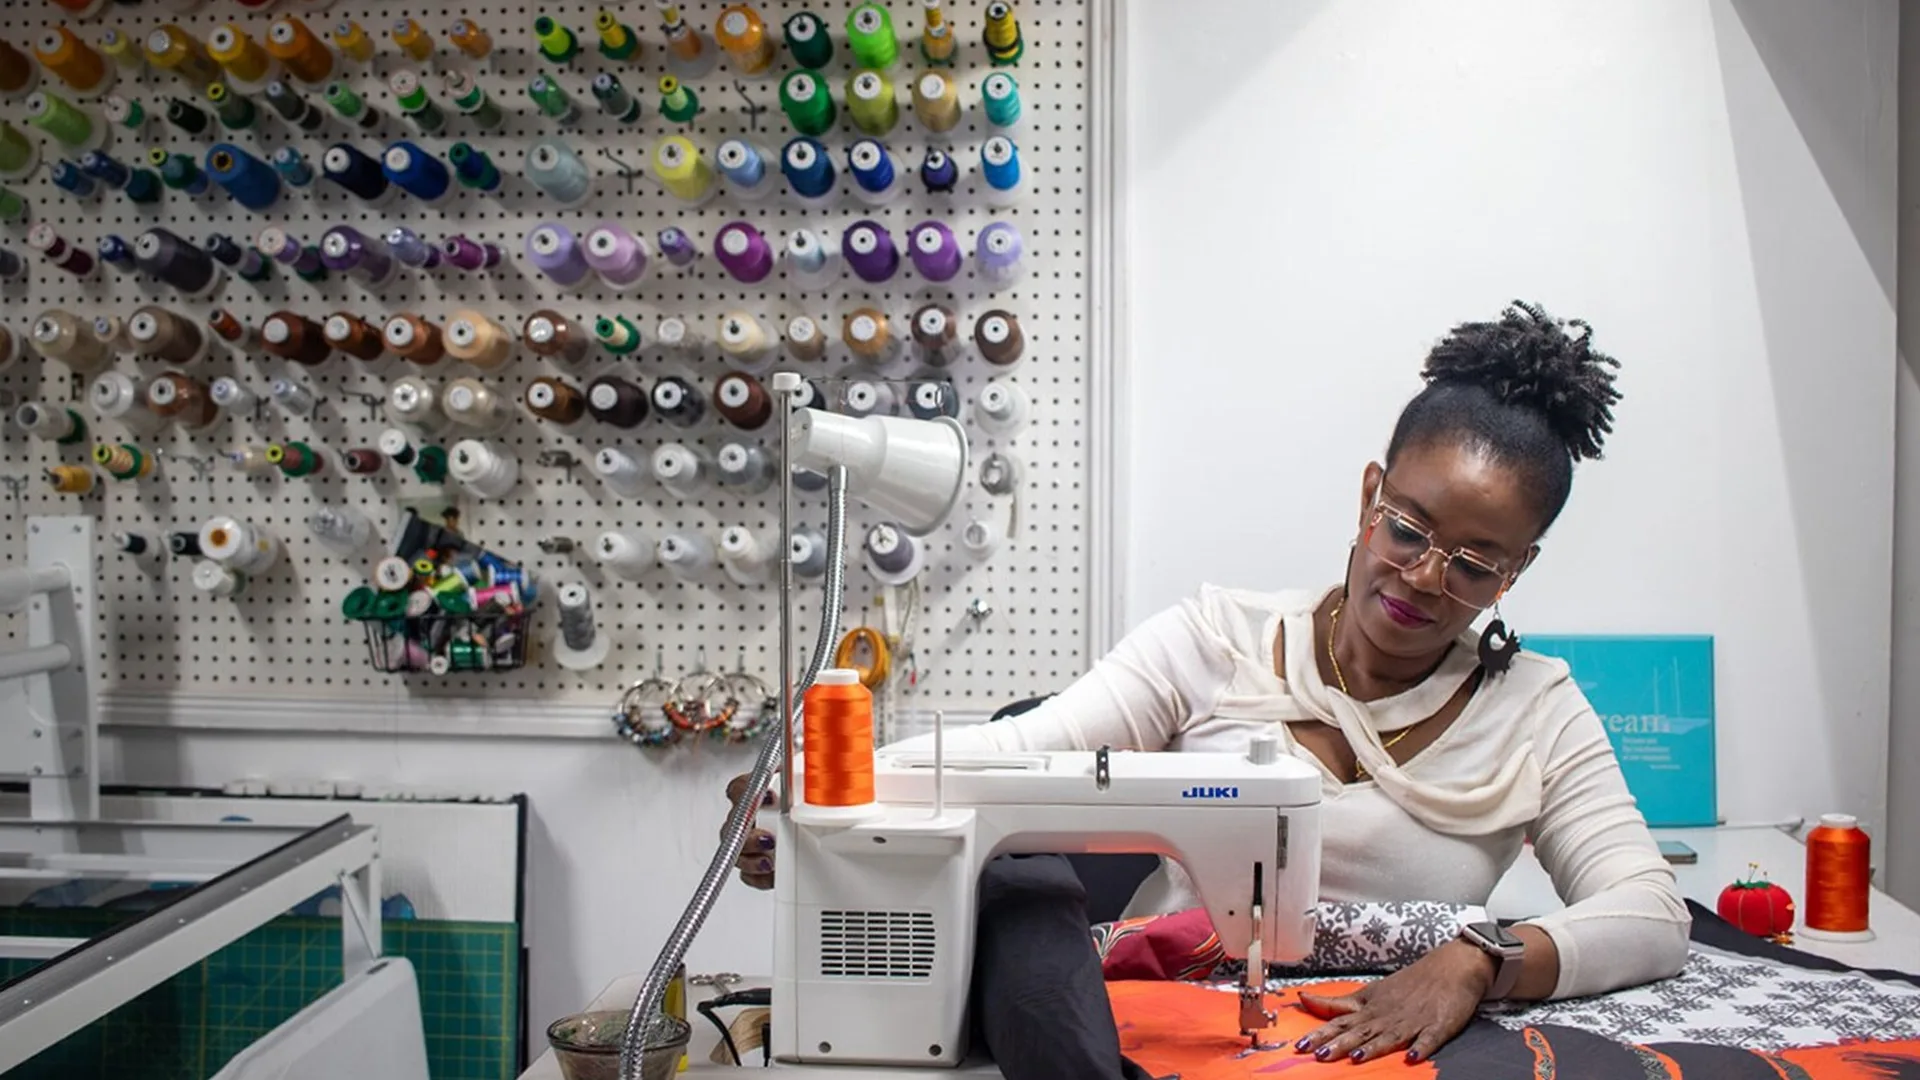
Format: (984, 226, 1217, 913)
(1718, 863, 1795, 944)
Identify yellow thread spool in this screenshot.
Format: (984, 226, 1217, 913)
(660, 3, 706, 64)
(266, 16, 334, 83)
(449, 19, 494, 60)
(845, 69, 898, 136)
(714, 4, 774, 75)
(913, 71, 959, 132)
(98, 29, 144, 72)
(985, 2, 1021, 53)
(652, 135, 715, 202)
(35, 27, 110, 94)
(46, 464, 94, 495)
(921, 0, 956, 64)
(144, 25, 217, 85)
(391, 18, 434, 62)
(331, 20, 376, 63)
(207, 24, 272, 85)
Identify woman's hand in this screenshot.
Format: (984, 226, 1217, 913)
(1294, 940, 1495, 1065)
(723, 774, 777, 890)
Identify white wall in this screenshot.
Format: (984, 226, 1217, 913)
(92, 0, 1903, 1046)
(1889, 5, 1920, 907)
(1125, 0, 1897, 839)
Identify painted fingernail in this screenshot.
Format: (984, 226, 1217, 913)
(1406, 1049, 1422, 1064)
(758, 834, 776, 850)
(1295, 1037, 1312, 1051)
(1350, 1049, 1366, 1062)
(755, 858, 773, 872)
(1315, 1047, 1332, 1061)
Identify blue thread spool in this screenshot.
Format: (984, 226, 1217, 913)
(386, 227, 440, 269)
(920, 148, 958, 193)
(781, 136, 835, 200)
(717, 139, 767, 190)
(321, 143, 389, 202)
(526, 139, 591, 204)
(206, 233, 270, 281)
(123, 168, 162, 204)
(272, 147, 314, 186)
(206, 144, 281, 210)
(96, 233, 133, 267)
(51, 160, 96, 197)
(449, 142, 500, 192)
(980, 136, 1020, 199)
(382, 140, 450, 202)
(80, 150, 131, 188)
(847, 138, 897, 201)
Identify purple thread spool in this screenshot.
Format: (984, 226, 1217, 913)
(527, 223, 589, 286)
(443, 235, 501, 272)
(658, 227, 698, 268)
(843, 220, 898, 283)
(976, 221, 1025, 287)
(585, 222, 649, 289)
(910, 221, 961, 282)
(320, 224, 395, 285)
(714, 222, 773, 284)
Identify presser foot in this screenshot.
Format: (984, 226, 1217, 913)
(1237, 985, 1277, 1050)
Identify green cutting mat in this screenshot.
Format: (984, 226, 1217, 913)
(0, 907, 521, 1080)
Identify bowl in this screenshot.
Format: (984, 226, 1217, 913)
(547, 1010, 691, 1080)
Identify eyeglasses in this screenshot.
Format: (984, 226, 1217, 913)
(1361, 496, 1519, 610)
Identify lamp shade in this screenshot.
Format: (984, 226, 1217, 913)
(788, 408, 968, 536)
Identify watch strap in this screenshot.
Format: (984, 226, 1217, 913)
(1462, 921, 1524, 1000)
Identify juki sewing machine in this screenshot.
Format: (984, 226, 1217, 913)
(771, 737, 1323, 1068)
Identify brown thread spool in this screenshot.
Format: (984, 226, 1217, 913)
(89, 315, 125, 352)
(975, 310, 1025, 367)
(526, 377, 586, 424)
(912, 303, 961, 366)
(523, 309, 588, 364)
(261, 311, 332, 366)
(342, 447, 384, 474)
(46, 464, 95, 494)
(207, 308, 249, 346)
(445, 309, 512, 369)
(323, 313, 385, 361)
(128, 305, 204, 364)
(786, 315, 826, 362)
(843, 307, 895, 362)
(146, 373, 218, 429)
(714, 372, 773, 430)
(0, 40, 34, 96)
(586, 376, 649, 428)
(385, 313, 444, 365)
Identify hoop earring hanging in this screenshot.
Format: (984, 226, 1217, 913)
(1478, 605, 1520, 674)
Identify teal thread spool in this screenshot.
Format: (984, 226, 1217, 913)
(103, 95, 144, 131)
(534, 17, 578, 64)
(123, 167, 161, 204)
(26, 91, 96, 149)
(982, 72, 1021, 127)
(207, 82, 256, 130)
(783, 11, 833, 68)
(780, 70, 834, 135)
(846, 4, 899, 70)
(527, 75, 577, 124)
(446, 72, 503, 130)
(448, 142, 500, 190)
(659, 75, 699, 124)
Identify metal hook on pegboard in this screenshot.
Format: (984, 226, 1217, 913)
(733, 81, 766, 131)
(598, 148, 639, 196)
(0, 474, 28, 504)
(348, 392, 383, 423)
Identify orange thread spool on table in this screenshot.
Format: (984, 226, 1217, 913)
(803, 669, 874, 808)
(1803, 813, 1875, 941)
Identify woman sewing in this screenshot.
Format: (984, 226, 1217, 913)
(728, 300, 1690, 1066)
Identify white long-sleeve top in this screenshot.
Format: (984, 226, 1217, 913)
(890, 584, 1691, 1000)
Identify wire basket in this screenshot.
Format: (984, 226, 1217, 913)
(357, 609, 533, 675)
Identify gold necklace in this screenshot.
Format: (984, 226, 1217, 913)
(1327, 597, 1414, 781)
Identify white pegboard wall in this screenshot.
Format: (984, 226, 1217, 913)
(0, 0, 1093, 716)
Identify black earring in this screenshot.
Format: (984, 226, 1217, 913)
(1478, 608, 1520, 674)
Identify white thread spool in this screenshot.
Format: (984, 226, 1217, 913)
(651, 442, 708, 497)
(789, 528, 829, 579)
(975, 378, 1032, 437)
(271, 378, 316, 414)
(210, 377, 256, 412)
(444, 378, 509, 434)
(589, 446, 649, 500)
(192, 559, 246, 598)
(655, 316, 702, 355)
(719, 526, 773, 586)
(552, 581, 611, 670)
(595, 529, 652, 580)
(715, 311, 772, 371)
(448, 439, 518, 499)
(225, 447, 276, 476)
(385, 376, 444, 431)
(200, 516, 280, 575)
(961, 518, 1002, 559)
(15, 401, 79, 442)
(715, 441, 775, 494)
(90, 371, 165, 435)
(308, 504, 375, 557)
(841, 379, 896, 419)
(785, 229, 840, 291)
(657, 530, 715, 581)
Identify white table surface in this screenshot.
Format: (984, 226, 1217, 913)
(520, 826, 1920, 1078)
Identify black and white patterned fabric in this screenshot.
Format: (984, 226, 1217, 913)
(1214, 900, 1486, 979)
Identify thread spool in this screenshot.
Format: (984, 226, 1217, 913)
(324, 313, 384, 361)
(719, 526, 773, 585)
(983, 72, 1022, 128)
(717, 312, 773, 369)
(147, 373, 218, 429)
(324, 83, 379, 130)
(90, 371, 163, 435)
(446, 80, 503, 135)
(658, 530, 716, 580)
(715, 5, 775, 75)
(921, 0, 956, 65)
(127, 305, 204, 364)
(262, 311, 331, 366)
(910, 221, 962, 282)
(802, 670, 875, 808)
(976, 310, 1025, 367)
(587, 376, 649, 428)
(210, 378, 255, 413)
(658, 226, 699, 268)
(783, 11, 833, 68)
(589, 446, 648, 499)
(266, 16, 334, 84)
(658, 2, 715, 78)
(388, 18, 433, 61)
(193, 561, 247, 598)
(524, 310, 589, 364)
(961, 519, 1001, 559)
(865, 522, 921, 585)
(333, 20, 377, 63)
(976, 222, 1025, 288)
(594, 315, 642, 356)
(206, 25, 270, 89)
(99, 34, 142, 75)
(785, 229, 839, 291)
(52, 160, 97, 197)
(983, 1, 1025, 64)
(591, 73, 642, 124)
(844, 221, 899, 283)
(530, 74, 579, 122)
(46, 465, 95, 495)
(920, 147, 959, 193)
(716, 138, 776, 200)
(443, 234, 502, 271)
(584, 223, 650, 289)
(1804, 814, 1875, 941)
(846, 70, 898, 137)
(37, 28, 112, 97)
(527, 224, 589, 287)
(790, 528, 828, 579)
(17, 401, 85, 442)
(321, 225, 397, 286)
(31, 309, 110, 372)
(656, 316, 701, 355)
(976, 378, 1032, 436)
(270, 379, 317, 415)
(385, 314, 445, 366)
(716, 442, 774, 493)
(0, 326, 19, 369)
(594, 11, 640, 62)
(714, 372, 773, 429)
(528, 138, 593, 204)
(448, 439, 518, 498)
(652, 135, 715, 204)
(780, 136, 835, 204)
(912, 303, 961, 365)
(200, 516, 280, 574)
(308, 505, 375, 556)
(527, 378, 587, 425)
(909, 379, 960, 420)
(913, 71, 959, 134)
(981, 136, 1022, 206)
(847, 138, 900, 205)
(439, 378, 506, 435)
(651, 442, 707, 495)
(843, 308, 897, 364)
(596, 529, 652, 579)
(652, 376, 705, 428)
(0, 39, 39, 99)
(445, 311, 512, 369)
(377, 429, 419, 467)
(340, 448, 384, 475)
(841, 379, 896, 419)
(846, 4, 899, 69)
(786, 316, 827, 362)
(29, 225, 93, 278)
(88, 314, 124, 351)
(206, 234, 270, 281)
(779, 70, 834, 136)
(321, 143, 390, 203)
(552, 582, 610, 670)
(102, 94, 142, 132)
(257, 227, 326, 279)
(382, 141, 450, 203)
(385, 376, 444, 430)
(145, 25, 217, 85)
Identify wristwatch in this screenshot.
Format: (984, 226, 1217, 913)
(1458, 921, 1525, 1000)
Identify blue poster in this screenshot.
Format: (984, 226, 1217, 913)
(1520, 635, 1717, 828)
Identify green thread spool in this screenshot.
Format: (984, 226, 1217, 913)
(784, 12, 833, 68)
(104, 95, 145, 130)
(0, 123, 33, 174)
(983, 72, 1021, 127)
(527, 75, 576, 123)
(392, 74, 445, 133)
(124, 168, 162, 204)
(0, 185, 26, 223)
(845, 69, 898, 136)
(59, 410, 88, 446)
(448, 142, 499, 189)
(324, 81, 368, 120)
(659, 76, 699, 124)
(594, 315, 641, 355)
(780, 70, 834, 136)
(845, 4, 899, 70)
(294, 244, 326, 282)
(27, 91, 95, 148)
(534, 16, 578, 64)
(447, 77, 503, 131)
(448, 637, 484, 669)
(595, 9, 639, 61)
(414, 444, 448, 483)
(206, 83, 255, 130)
(151, 148, 201, 191)
(342, 587, 378, 620)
